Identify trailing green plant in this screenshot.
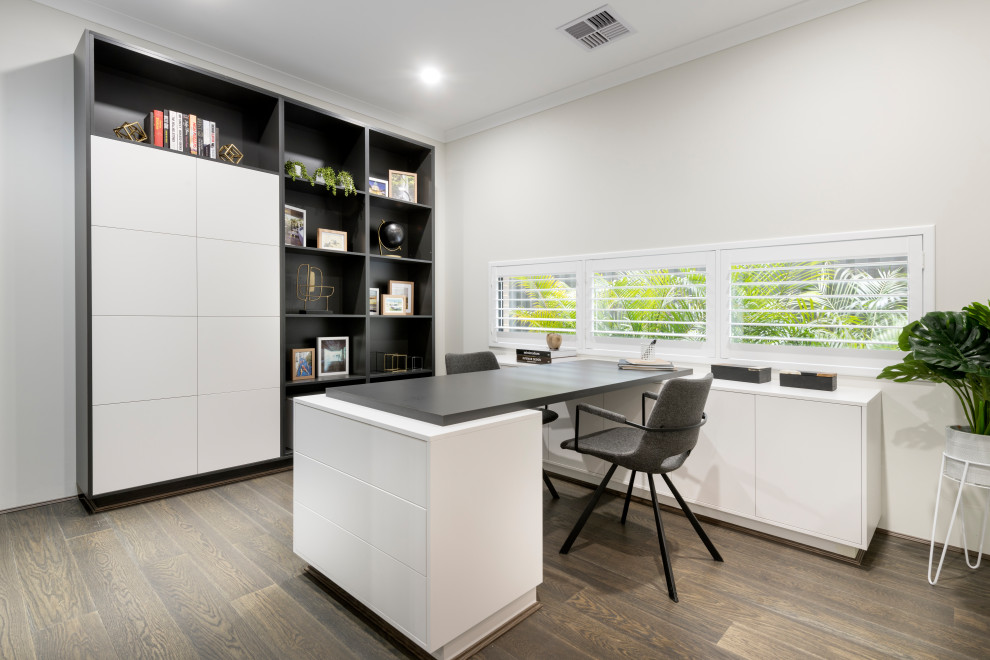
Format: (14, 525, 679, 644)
(284, 160, 314, 184)
(313, 166, 337, 193)
(336, 170, 357, 197)
(877, 300, 990, 435)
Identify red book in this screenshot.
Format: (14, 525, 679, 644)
(189, 113, 198, 155)
(144, 110, 164, 147)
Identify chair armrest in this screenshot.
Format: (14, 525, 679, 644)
(642, 390, 660, 424)
(574, 403, 628, 451)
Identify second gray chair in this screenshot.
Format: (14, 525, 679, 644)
(444, 351, 560, 499)
(558, 373, 719, 602)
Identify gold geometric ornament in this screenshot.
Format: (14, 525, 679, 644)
(113, 122, 148, 142)
(219, 143, 244, 164)
(296, 263, 334, 312)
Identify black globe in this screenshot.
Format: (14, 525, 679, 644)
(379, 221, 405, 249)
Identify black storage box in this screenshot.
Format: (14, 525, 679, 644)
(779, 371, 837, 391)
(710, 363, 771, 384)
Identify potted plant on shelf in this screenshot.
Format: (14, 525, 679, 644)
(313, 166, 336, 192)
(285, 160, 314, 184)
(337, 170, 357, 197)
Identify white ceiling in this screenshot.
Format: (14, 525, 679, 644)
(37, 0, 867, 142)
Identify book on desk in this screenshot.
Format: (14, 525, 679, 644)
(516, 348, 577, 364)
(617, 357, 676, 371)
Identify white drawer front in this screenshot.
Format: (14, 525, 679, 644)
(92, 397, 198, 494)
(91, 227, 197, 317)
(294, 503, 427, 644)
(198, 388, 280, 473)
(198, 317, 279, 394)
(91, 316, 197, 405)
(197, 239, 279, 317)
(196, 159, 279, 245)
(91, 136, 196, 236)
(294, 403, 427, 507)
(295, 454, 426, 574)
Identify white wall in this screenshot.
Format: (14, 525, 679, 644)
(0, 0, 446, 511)
(446, 0, 990, 542)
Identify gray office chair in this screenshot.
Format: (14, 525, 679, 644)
(444, 351, 560, 499)
(558, 373, 719, 602)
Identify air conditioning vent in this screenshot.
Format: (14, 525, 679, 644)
(558, 5, 634, 51)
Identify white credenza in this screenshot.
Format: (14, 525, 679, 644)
(543, 378, 882, 557)
(293, 394, 543, 659)
(85, 136, 280, 497)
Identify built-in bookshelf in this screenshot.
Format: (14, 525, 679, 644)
(75, 30, 435, 508)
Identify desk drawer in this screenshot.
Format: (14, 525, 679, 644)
(295, 453, 426, 574)
(294, 402, 427, 507)
(294, 503, 427, 644)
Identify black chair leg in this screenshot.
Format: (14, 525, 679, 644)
(647, 474, 678, 602)
(661, 473, 723, 562)
(543, 470, 560, 499)
(560, 464, 618, 554)
(620, 471, 637, 524)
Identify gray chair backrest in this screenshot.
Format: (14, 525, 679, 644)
(445, 351, 500, 375)
(640, 373, 713, 470)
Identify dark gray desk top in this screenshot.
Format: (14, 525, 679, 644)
(324, 360, 693, 426)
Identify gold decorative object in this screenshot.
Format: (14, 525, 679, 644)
(296, 264, 334, 312)
(378, 219, 404, 258)
(113, 121, 148, 142)
(385, 353, 408, 373)
(219, 143, 244, 164)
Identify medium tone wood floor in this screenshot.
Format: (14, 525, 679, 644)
(1, 472, 988, 659)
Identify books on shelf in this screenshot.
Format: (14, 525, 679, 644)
(618, 358, 675, 371)
(516, 348, 577, 365)
(144, 109, 218, 158)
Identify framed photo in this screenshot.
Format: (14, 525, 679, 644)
(291, 347, 315, 381)
(317, 228, 347, 252)
(381, 294, 405, 316)
(369, 287, 379, 315)
(389, 280, 414, 315)
(317, 336, 349, 377)
(368, 177, 388, 197)
(284, 205, 306, 246)
(388, 170, 417, 203)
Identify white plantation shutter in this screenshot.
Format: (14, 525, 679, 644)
(492, 262, 580, 344)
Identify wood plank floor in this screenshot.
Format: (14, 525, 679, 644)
(1, 472, 988, 659)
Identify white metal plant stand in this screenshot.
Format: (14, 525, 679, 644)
(928, 425, 990, 585)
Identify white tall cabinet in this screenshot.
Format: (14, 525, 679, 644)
(82, 136, 280, 501)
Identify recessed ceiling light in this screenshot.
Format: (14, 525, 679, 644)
(420, 67, 442, 85)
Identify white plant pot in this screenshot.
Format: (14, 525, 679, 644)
(945, 425, 990, 487)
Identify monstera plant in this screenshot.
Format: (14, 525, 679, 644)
(877, 300, 990, 435)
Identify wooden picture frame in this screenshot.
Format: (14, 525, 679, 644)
(317, 336, 349, 377)
(381, 294, 405, 316)
(284, 205, 306, 246)
(369, 287, 379, 315)
(368, 177, 388, 197)
(389, 280, 414, 315)
(317, 228, 347, 252)
(291, 347, 315, 380)
(388, 170, 417, 203)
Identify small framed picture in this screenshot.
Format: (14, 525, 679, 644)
(291, 347, 315, 380)
(369, 287, 379, 315)
(317, 336, 349, 377)
(389, 280, 414, 315)
(381, 294, 405, 316)
(368, 177, 388, 196)
(285, 205, 306, 247)
(388, 170, 417, 203)
(317, 228, 347, 252)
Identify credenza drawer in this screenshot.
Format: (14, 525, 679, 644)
(294, 502, 427, 644)
(294, 403, 427, 507)
(295, 453, 426, 574)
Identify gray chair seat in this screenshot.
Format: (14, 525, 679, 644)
(561, 429, 689, 473)
(542, 408, 559, 425)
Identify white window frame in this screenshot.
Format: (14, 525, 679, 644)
(489, 226, 934, 376)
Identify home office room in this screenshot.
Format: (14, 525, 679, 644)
(1, 0, 989, 658)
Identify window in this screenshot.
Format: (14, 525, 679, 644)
(489, 228, 932, 374)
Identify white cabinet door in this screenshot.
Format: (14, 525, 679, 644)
(198, 388, 280, 473)
(91, 316, 197, 405)
(198, 317, 279, 394)
(662, 389, 757, 517)
(91, 227, 196, 317)
(197, 239, 279, 316)
(90, 136, 196, 236)
(196, 160, 279, 245)
(754, 396, 862, 544)
(92, 397, 198, 494)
